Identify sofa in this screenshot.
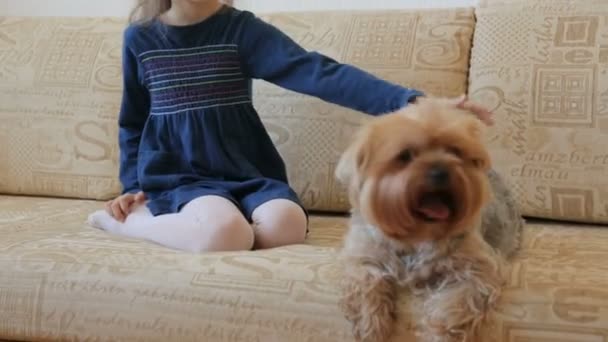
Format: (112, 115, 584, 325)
(1, 0, 607, 341)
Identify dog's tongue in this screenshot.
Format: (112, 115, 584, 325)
(418, 197, 451, 220)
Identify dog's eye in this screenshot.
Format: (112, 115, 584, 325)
(397, 149, 413, 164)
(472, 158, 484, 168)
(447, 146, 463, 158)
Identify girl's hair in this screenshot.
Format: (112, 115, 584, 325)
(129, 0, 171, 24)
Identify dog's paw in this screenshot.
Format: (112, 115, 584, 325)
(341, 274, 398, 342)
(352, 314, 395, 342)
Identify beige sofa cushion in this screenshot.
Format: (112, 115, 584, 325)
(469, 0, 608, 223)
(255, 9, 476, 212)
(0, 10, 474, 208)
(1, 195, 608, 341)
(0, 18, 124, 200)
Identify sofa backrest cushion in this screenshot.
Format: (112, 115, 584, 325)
(469, 0, 608, 223)
(255, 8, 476, 212)
(0, 17, 124, 200)
(0, 9, 475, 208)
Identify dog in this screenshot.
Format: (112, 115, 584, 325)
(336, 97, 523, 342)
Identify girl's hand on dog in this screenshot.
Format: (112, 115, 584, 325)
(451, 94, 494, 126)
(411, 95, 494, 126)
(105, 191, 146, 222)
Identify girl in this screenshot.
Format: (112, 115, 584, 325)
(88, 0, 492, 253)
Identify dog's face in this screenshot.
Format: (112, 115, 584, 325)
(336, 98, 492, 243)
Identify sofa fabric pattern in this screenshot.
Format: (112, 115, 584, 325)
(469, 0, 608, 223)
(254, 9, 475, 212)
(1, 196, 608, 341)
(0, 10, 475, 209)
(0, 18, 124, 200)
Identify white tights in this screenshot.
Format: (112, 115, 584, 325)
(87, 196, 308, 253)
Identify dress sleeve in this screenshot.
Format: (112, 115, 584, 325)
(237, 13, 424, 115)
(118, 28, 150, 194)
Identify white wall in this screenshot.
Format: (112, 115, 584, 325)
(234, 0, 479, 12)
(0, 0, 135, 16)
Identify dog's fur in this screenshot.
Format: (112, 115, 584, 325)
(336, 98, 524, 342)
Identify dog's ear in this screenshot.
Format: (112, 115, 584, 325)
(335, 127, 372, 191)
(463, 117, 492, 171)
(335, 137, 360, 186)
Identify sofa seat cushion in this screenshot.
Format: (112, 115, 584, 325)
(1, 195, 607, 341)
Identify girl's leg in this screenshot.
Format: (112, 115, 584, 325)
(88, 196, 254, 253)
(251, 199, 307, 250)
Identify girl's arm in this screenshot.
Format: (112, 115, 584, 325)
(238, 13, 424, 115)
(118, 30, 150, 194)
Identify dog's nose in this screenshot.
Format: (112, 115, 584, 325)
(427, 165, 449, 186)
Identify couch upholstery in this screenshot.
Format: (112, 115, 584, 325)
(470, 0, 608, 224)
(2, 196, 608, 341)
(1, 2, 607, 342)
(0, 17, 123, 200)
(255, 8, 475, 212)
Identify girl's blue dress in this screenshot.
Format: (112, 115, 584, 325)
(119, 6, 423, 218)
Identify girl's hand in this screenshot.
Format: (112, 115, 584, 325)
(105, 191, 146, 222)
(451, 94, 494, 126)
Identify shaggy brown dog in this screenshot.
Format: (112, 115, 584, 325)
(336, 98, 523, 342)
